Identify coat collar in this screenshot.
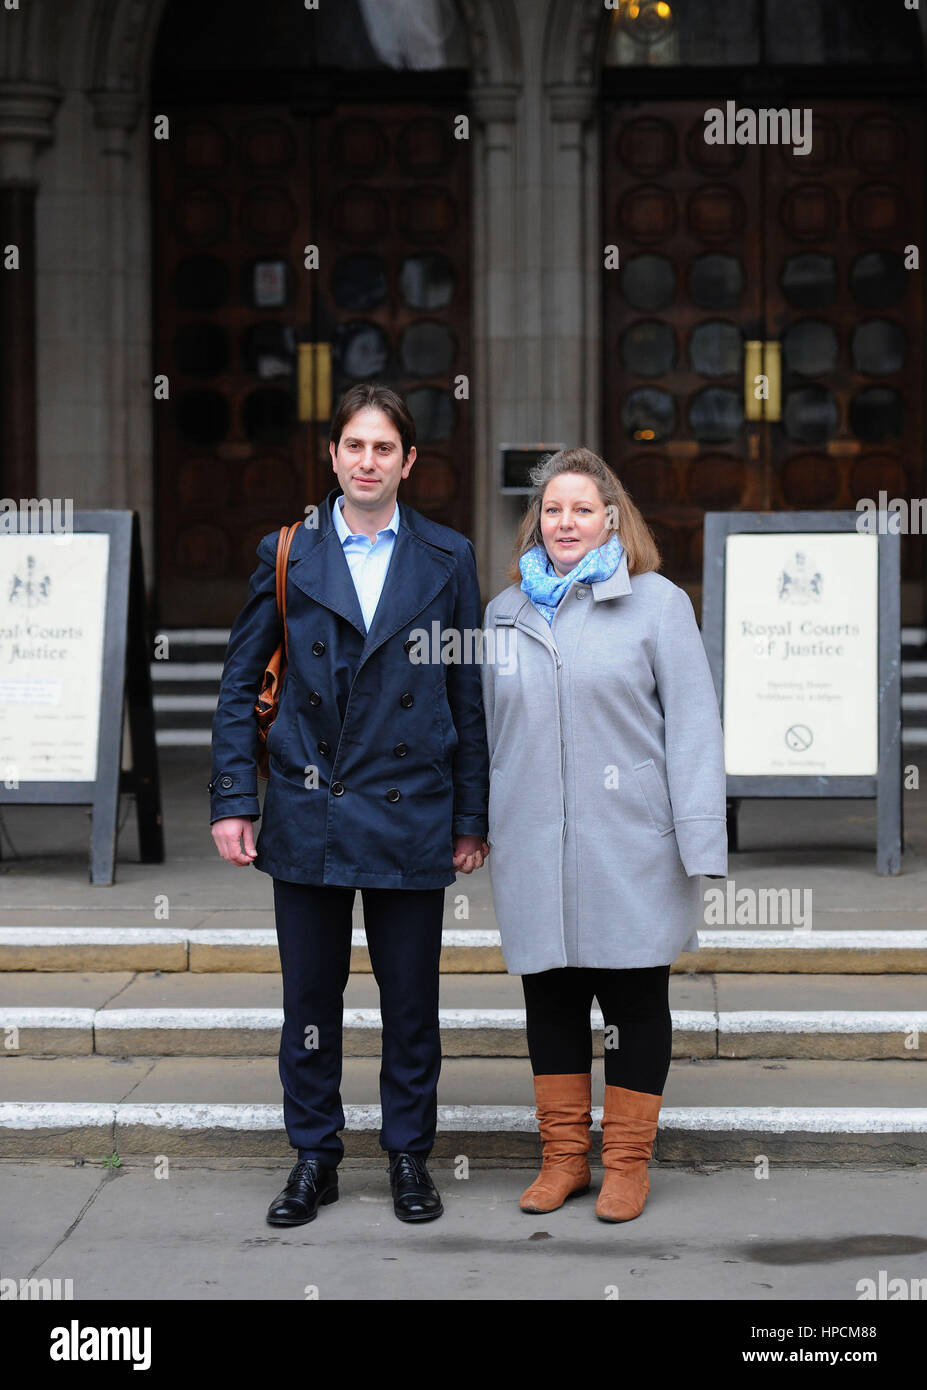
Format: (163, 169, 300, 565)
(491, 548, 633, 633)
(287, 487, 456, 666)
(331, 491, 400, 543)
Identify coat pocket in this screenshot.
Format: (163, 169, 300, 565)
(486, 765, 507, 847)
(264, 690, 294, 766)
(633, 758, 675, 836)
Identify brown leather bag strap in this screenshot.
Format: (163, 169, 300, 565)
(275, 522, 300, 663)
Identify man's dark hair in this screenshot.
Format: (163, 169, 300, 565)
(330, 384, 416, 459)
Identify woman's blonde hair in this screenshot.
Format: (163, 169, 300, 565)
(506, 446, 661, 583)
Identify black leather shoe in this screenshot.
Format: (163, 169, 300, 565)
(266, 1159, 338, 1226)
(388, 1151, 443, 1222)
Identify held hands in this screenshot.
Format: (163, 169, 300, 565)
(212, 820, 487, 874)
(212, 819, 487, 874)
(211, 816, 258, 866)
(453, 834, 489, 874)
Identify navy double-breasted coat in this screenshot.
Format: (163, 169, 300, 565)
(209, 487, 489, 888)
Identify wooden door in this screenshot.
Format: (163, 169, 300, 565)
(764, 101, 923, 583)
(603, 98, 925, 613)
(153, 102, 471, 627)
(314, 107, 471, 527)
(603, 101, 764, 590)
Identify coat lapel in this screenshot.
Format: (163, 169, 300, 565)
(359, 503, 455, 665)
(287, 487, 456, 663)
(287, 493, 366, 637)
(490, 551, 634, 655)
(590, 549, 632, 600)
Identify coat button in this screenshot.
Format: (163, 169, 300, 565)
(386, 787, 401, 802)
(317, 740, 330, 757)
(309, 691, 322, 706)
(403, 637, 417, 653)
(576, 586, 588, 598)
(219, 775, 233, 790)
(312, 641, 325, 656)
(400, 692, 414, 707)
(393, 743, 408, 757)
(331, 782, 345, 796)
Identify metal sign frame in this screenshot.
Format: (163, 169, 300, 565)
(701, 510, 902, 875)
(0, 510, 164, 884)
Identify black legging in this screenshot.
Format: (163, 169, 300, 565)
(521, 965, 672, 1095)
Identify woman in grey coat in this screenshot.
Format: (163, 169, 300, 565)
(480, 447, 727, 1222)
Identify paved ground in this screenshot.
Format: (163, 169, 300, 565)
(0, 748, 924, 925)
(2, 752, 926, 1303)
(2, 1160, 926, 1301)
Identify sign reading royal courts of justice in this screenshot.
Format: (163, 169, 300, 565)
(722, 532, 879, 777)
(0, 534, 110, 782)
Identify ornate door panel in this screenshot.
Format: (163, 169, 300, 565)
(764, 100, 923, 599)
(154, 107, 312, 626)
(154, 102, 470, 626)
(314, 106, 471, 530)
(604, 98, 924, 609)
(603, 102, 765, 587)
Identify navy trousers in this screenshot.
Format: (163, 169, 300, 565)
(272, 878, 445, 1165)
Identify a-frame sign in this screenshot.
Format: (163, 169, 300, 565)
(0, 509, 164, 884)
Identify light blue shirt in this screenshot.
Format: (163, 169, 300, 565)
(332, 493, 400, 632)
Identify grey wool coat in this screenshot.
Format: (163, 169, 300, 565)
(480, 551, 727, 974)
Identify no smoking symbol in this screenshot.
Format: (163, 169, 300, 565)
(785, 724, 813, 751)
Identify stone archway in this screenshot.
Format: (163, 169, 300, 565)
(554, 0, 927, 623)
(94, 0, 522, 610)
(541, 0, 607, 89)
(149, 1, 501, 621)
(3, 0, 523, 607)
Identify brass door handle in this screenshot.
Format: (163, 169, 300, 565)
(744, 340, 763, 421)
(298, 342, 332, 422)
(764, 340, 781, 422)
(743, 339, 781, 422)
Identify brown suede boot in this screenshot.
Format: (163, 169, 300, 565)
(596, 1083, 663, 1223)
(520, 1072, 592, 1213)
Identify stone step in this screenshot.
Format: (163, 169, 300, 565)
(2, 971, 924, 1059)
(3, 927, 927, 974)
(156, 730, 214, 746)
(2, 1057, 925, 1161)
(3, 1007, 923, 1060)
(152, 627, 230, 647)
(153, 696, 220, 715)
(6, 968, 925, 1010)
(150, 661, 224, 683)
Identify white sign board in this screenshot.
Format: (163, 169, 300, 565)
(722, 531, 879, 776)
(0, 534, 110, 781)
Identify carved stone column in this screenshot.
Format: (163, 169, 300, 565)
(545, 82, 598, 448)
(87, 89, 142, 514)
(0, 82, 60, 498)
(470, 82, 521, 593)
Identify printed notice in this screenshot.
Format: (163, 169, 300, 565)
(723, 532, 878, 776)
(0, 535, 110, 781)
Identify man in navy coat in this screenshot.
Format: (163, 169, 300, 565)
(209, 384, 489, 1225)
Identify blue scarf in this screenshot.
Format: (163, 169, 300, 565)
(519, 533, 624, 625)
